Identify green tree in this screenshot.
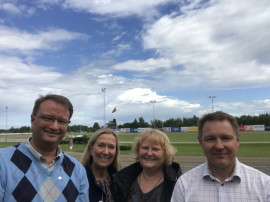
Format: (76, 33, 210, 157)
(138, 117, 150, 128)
(151, 119, 163, 128)
(93, 122, 100, 131)
(130, 118, 139, 128)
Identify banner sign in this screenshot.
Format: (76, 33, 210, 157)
(138, 128, 149, 133)
(164, 127, 171, 132)
(245, 125, 254, 131)
(130, 128, 138, 133)
(171, 127, 181, 132)
(238, 125, 245, 131)
(181, 127, 188, 132)
(253, 125, 265, 131)
(121, 128, 130, 133)
(187, 126, 198, 132)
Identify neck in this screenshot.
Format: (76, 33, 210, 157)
(91, 164, 108, 180)
(141, 167, 163, 178)
(138, 167, 164, 193)
(210, 159, 236, 182)
(30, 138, 58, 164)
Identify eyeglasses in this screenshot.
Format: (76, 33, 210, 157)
(35, 114, 71, 126)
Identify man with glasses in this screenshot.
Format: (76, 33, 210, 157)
(0, 94, 89, 201)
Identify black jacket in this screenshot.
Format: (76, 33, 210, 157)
(114, 162, 182, 202)
(85, 163, 118, 202)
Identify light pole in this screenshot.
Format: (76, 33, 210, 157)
(150, 100, 156, 126)
(5, 106, 8, 142)
(101, 88, 106, 128)
(208, 96, 216, 112)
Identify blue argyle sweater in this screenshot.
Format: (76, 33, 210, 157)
(0, 143, 89, 202)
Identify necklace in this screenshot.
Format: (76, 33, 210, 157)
(137, 172, 164, 202)
(138, 171, 164, 191)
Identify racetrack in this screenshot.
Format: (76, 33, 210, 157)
(66, 151, 270, 175)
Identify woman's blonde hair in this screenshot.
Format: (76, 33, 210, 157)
(133, 129, 176, 165)
(81, 128, 120, 170)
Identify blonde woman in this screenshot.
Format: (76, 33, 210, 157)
(114, 129, 182, 202)
(81, 128, 120, 202)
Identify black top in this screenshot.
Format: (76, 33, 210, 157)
(85, 162, 118, 202)
(114, 162, 182, 202)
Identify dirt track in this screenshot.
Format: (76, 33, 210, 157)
(66, 152, 270, 175)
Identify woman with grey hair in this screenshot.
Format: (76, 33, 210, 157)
(114, 129, 182, 202)
(81, 128, 120, 202)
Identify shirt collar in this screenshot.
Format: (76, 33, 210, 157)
(202, 158, 241, 182)
(25, 137, 62, 162)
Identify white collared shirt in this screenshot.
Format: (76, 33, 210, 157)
(25, 138, 62, 171)
(171, 159, 270, 202)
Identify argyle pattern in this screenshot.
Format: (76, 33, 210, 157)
(0, 143, 83, 201)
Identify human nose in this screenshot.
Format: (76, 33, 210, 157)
(102, 146, 109, 154)
(146, 148, 153, 155)
(214, 139, 224, 150)
(49, 120, 60, 129)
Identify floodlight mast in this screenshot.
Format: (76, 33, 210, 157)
(102, 88, 106, 128)
(150, 100, 156, 126)
(208, 96, 216, 112)
(5, 106, 8, 142)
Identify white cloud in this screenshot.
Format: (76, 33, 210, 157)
(118, 88, 165, 103)
(112, 32, 126, 41)
(0, 1, 36, 16)
(62, 0, 175, 17)
(0, 3, 21, 15)
(0, 25, 88, 53)
(112, 57, 172, 72)
(142, 0, 270, 90)
(100, 43, 131, 58)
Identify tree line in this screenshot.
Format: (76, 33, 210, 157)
(1, 113, 270, 133)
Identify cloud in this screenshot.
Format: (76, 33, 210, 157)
(141, 0, 270, 90)
(0, 2, 36, 16)
(112, 57, 172, 72)
(0, 25, 88, 54)
(0, 55, 62, 90)
(61, 0, 175, 17)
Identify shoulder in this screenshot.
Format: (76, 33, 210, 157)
(238, 162, 270, 181)
(0, 143, 20, 152)
(108, 164, 118, 176)
(179, 163, 205, 181)
(164, 162, 183, 179)
(62, 152, 85, 171)
(118, 162, 142, 175)
(0, 143, 25, 158)
(114, 162, 141, 184)
(0, 145, 17, 168)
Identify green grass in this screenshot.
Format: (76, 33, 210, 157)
(1, 132, 270, 156)
(0, 142, 18, 148)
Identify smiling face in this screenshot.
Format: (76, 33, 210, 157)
(31, 99, 70, 149)
(199, 120, 240, 174)
(90, 133, 117, 170)
(138, 137, 165, 171)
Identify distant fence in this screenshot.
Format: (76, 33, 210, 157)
(115, 125, 270, 133)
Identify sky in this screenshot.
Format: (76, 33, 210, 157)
(0, 0, 270, 129)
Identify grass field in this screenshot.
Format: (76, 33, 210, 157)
(1, 132, 269, 156)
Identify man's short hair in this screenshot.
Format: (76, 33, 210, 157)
(32, 94, 73, 119)
(198, 111, 239, 140)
